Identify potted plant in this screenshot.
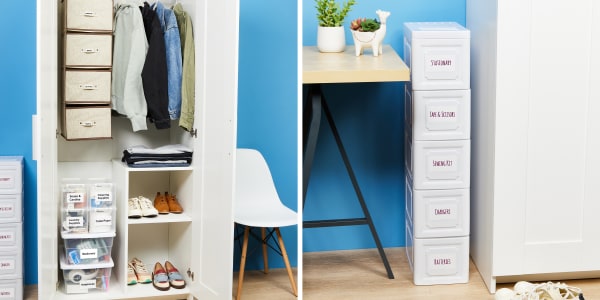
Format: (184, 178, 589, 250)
(349, 10, 390, 57)
(315, 0, 356, 53)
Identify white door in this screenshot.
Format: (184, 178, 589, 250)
(493, 0, 600, 276)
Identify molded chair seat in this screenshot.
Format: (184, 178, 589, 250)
(234, 148, 298, 300)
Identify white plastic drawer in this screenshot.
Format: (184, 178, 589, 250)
(65, 34, 112, 67)
(406, 222, 469, 285)
(63, 106, 111, 140)
(66, 0, 113, 31)
(64, 70, 111, 104)
(0, 278, 23, 300)
(406, 139, 471, 190)
(0, 223, 22, 251)
(0, 195, 22, 224)
(0, 158, 22, 195)
(404, 22, 470, 91)
(406, 87, 471, 141)
(406, 176, 469, 238)
(0, 250, 22, 280)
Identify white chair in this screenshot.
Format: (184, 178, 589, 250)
(234, 148, 298, 300)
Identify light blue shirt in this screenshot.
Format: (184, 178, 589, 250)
(153, 1, 183, 120)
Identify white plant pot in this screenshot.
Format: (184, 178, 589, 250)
(317, 26, 346, 53)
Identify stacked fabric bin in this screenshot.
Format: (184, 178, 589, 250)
(60, 181, 115, 294)
(403, 22, 471, 285)
(0, 157, 24, 299)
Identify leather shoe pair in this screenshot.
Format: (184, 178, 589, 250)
(153, 261, 186, 291)
(154, 192, 183, 214)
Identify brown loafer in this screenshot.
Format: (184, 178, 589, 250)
(154, 192, 169, 214)
(166, 192, 183, 214)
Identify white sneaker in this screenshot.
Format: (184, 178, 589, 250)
(138, 196, 158, 217)
(128, 197, 142, 218)
(534, 282, 583, 300)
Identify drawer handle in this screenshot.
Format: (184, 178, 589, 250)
(80, 84, 97, 90)
(79, 121, 97, 128)
(82, 11, 97, 17)
(81, 48, 100, 54)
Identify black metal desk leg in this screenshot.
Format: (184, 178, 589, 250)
(320, 98, 395, 280)
(302, 84, 322, 208)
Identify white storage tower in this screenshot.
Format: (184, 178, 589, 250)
(0, 157, 24, 298)
(403, 22, 471, 285)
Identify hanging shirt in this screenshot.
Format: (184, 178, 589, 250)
(140, 2, 171, 129)
(112, 4, 148, 132)
(173, 3, 195, 132)
(153, 1, 183, 121)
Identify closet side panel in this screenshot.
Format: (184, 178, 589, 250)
(36, 0, 59, 297)
(466, 0, 498, 292)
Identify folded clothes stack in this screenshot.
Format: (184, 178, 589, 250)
(122, 144, 193, 168)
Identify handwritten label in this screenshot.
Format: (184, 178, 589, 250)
(0, 288, 14, 298)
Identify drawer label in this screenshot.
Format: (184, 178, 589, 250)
(66, 216, 84, 228)
(0, 174, 15, 189)
(80, 280, 97, 288)
(92, 213, 112, 226)
(0, 204, 14, 216)
(0, 231, 14, 243)
(427, 152, 460, 180)
(80, 248, 98, 260)
(425, 54, 457, 73)
(0, 259, 15, 270)
(428, 203, 459, 228)
(66, 192, 85, 203)
(0, 288, 14, 298)
(427, 251, 458, 275)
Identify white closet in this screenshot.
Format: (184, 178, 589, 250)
(35, 0, 239, 299)
(467, 0, 600, 293)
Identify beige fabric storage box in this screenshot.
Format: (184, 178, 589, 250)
(65, 0, 113, 32)
(64, 70, 111, 104)
(65, 34, 112, 68)
(63, 106, 111, 140)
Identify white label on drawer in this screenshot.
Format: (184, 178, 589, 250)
(0, 204, 14, 216)
(92, 213, 112, 226)
(427, 152, 459, 179)
(66, 192, 85, 203)
(0, 174, 15, 189)
(427, 105, 458, 130)
(67, 216, 84, 228)
(427, 249, 458, 275)
(0, 232, 14, 243)
(0, 288, 14, 298)
(425, 54, 457, 73)
(80, 280, 96, 288)
(0, 259, 15, 270)
(427, 203, 458, 228)
(80, 248, 98, 259)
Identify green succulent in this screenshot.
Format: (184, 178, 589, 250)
(315, 0, 357, 27)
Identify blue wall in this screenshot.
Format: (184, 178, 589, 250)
(235, 0, 298, 270)
(302, 0, 465, 252)
(0, 1, 38, 284)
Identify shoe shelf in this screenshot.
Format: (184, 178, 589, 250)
(112, 159, 196, 298)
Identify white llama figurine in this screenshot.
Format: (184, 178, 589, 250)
(352, 10, 390, 57)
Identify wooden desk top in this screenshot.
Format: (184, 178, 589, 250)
(303, 45, 410, 84)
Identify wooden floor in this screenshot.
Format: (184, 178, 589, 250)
(27, 248, 600, 299)
(237, 247, 600, 300)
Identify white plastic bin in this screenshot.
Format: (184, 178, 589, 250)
(404, 22, 470, 91)
(405, 85, 471, 141)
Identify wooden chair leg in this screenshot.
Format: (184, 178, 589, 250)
(261, 227, 269, 274)
(237, 226, 250, 300)
(275, 227, 298, 297)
